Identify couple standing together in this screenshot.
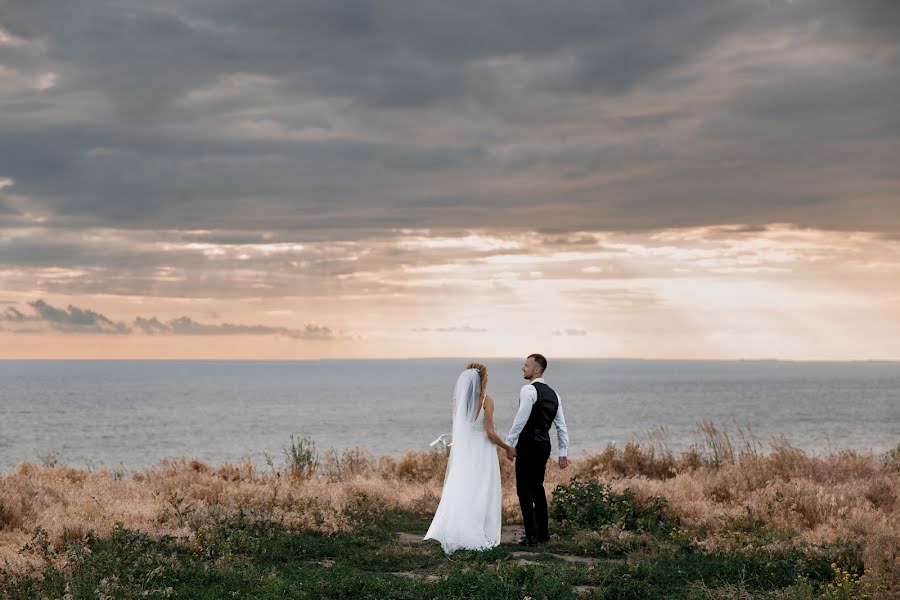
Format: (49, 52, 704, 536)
(425, 354, 570, 554)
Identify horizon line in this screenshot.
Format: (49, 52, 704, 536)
(2, 357, 899, 363)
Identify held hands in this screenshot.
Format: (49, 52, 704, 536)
(505, 447, 517, 462)
(559, 456, 569, 470)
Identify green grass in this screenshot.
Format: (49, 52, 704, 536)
(1, 503, 869, 600)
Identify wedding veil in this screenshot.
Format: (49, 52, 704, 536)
(452, 368, 482, 430)
(429, 368, 481, 449)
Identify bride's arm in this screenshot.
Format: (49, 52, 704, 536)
(483, 395, 515, 453)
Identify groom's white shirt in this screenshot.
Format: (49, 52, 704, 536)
(505, 377, 569, 457)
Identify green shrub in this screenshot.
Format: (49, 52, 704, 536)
(549, 477, 675, 534)
(284, 434, 318, 479)
(786, 563, 872, 599)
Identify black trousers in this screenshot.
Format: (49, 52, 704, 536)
(515, 442, 552, 540)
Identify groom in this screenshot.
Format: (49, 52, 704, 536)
(505, 353, 570, 546)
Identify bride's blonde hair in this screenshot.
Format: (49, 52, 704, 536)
(466, 362, 488, 403)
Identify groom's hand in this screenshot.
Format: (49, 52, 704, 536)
(505, 447, 516, 461)
(559, 456, 569, 470)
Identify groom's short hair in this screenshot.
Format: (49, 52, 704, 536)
(528, 353, 547, 373)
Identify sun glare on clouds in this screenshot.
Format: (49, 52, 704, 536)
(3, 225, 897, 359)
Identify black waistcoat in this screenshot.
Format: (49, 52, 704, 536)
(518, 381, 559, 448)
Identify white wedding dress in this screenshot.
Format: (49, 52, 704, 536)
(424, 369, 502, 554)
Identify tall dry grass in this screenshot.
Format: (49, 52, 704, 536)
(1, 427, 898, 587)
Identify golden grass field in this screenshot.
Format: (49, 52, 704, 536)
(2, 426, 898, 592)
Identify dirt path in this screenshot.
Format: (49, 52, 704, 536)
(395, 526, 603, 595)
(397, 524, 523, 546)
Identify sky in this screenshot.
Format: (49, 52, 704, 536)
(0, 0, 898, 360)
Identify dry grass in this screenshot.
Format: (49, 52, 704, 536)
(2, 429, 898, 589)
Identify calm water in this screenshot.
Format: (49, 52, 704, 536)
(0, 359, 898, 473)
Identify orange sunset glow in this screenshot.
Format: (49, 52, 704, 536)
(2, 225, 899, 359)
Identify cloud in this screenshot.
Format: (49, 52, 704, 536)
(413, 326, 488, 333)
(1, 306, 30, 322)
(0, 0, 749, 111)
(0, 177, 21, 215)
(564, 288, 667, 310)
(133, 315, 334, 340)
(25, 299, 131, 334)
(1, 299, 335, 339)
(0, 0, 896, 237)
(552, 329, 588, 337)
(2, 226, 899, 306)
(132, 316, 169, 334)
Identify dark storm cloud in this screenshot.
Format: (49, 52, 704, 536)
(133, 316, 335, 339)
(0, 124, 487, 229)
(0, 0, 749, 109)
(1, 306, 29, 322)
(24, 299, 131, 334)
(0, 199, 18, 215)
(0, 0, 898, 242)
(1, 299, 336, 338)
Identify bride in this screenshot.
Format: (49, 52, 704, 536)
(424, 363, 517, 553)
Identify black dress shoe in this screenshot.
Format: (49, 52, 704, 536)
(535, 536, 550, 545)
(516, 536, 539, 547)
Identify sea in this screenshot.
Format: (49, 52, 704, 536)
(0, 359, 898, 473)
